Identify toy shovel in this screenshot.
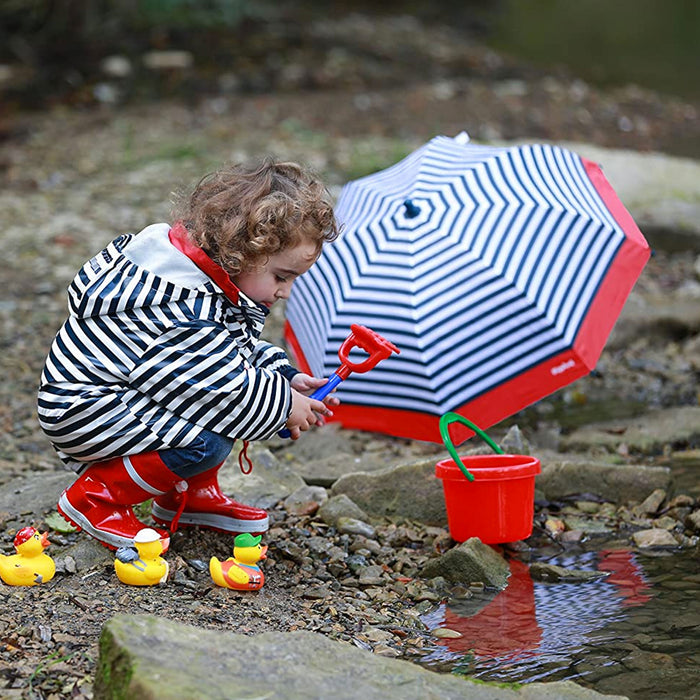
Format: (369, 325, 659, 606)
(279, 324, 399, 438)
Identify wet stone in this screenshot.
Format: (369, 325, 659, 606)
(346, 554, 369, 574)
(529, 562, 609, 583)
(336, 517, 376, 538)
(632, 528, 679, 547)
(686, 511, 700, 531)
(317, 494, 369, 526)
(637, 488, 667, 515)
(358, 565, 385, 586)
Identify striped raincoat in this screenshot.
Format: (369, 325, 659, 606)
(37, 222, 298, 472)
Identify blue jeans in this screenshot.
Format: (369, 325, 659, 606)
(158, 430, 234, 479)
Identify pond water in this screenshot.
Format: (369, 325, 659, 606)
(418, 0, 700, 157)
(419, 459, 700, 698)
(480, 0, 699, 102)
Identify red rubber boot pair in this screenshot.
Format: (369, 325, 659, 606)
(58, 453, 268, 551)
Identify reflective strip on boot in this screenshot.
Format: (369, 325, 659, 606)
(124, 455, 170, 495)
(151, 501, 269, 533)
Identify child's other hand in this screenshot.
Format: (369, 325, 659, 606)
(285, 387, 334, 440)
(290, 373, 341, 409)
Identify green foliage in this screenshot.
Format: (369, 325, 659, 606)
(28, 650, 76, 693)
(45, 511, 78, 533)
(342, 140, 414, 181)
(0, 0, 272, 63)
(136, 0, 263, 29)
(133, 499, 152, 521)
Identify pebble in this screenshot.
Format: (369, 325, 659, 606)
(636, 488, 667, 515)
(432, 627, 463, 639)
(358, 565, 386, 586)
(337, 517, 377, 538)
(632, 528, 679, 548)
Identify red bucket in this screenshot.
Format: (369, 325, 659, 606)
(436, 413, 541, 544)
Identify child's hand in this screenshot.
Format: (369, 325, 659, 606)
(285, 388, 333, 440)
(290, 373, 341, 409)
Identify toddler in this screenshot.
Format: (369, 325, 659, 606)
(38, 158, 339, 551)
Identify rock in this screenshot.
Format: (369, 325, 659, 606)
(99, 55, 132, 78)
(317, 494, 369, 526)
(561, 407, 700, 456)
(97, 614, 624, 699)
(357, 564, 385, 585)
(544, 517, 566, 536)
(595, 668, 700, 700)
(142, 50, 194, 70)
(562, 516, 614, 535)
(296, 451, 363, 486)
(621, 648, 675, 671)
(61, 537, 112, 572)
(218, 446, 305, 509)
(336, 517, 376, 538)
(608, 297, 700, 349)
(529, 562, 609, 583)
(421, 538, 510, 590)
(636, 488, 667, 515)
(685, 511, 700, 531)
(283, 484, 328, 516)
(562, 144, 700, 251)
(651, 515, 677, 531)
(632, 528, 679, 548)
(561, 530, 584, 543)
(669, 494, 695, 508)
(0, 472, 74, 526)
(536, 459, 671, 503)
(432, 627, 463, 638)
(331, 458, 447, 525)
(500, 425, 532, 455)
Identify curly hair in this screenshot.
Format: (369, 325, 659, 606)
(173, 158, 339, 276)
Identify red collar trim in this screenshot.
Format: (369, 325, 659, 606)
(168, 222, 239, 304)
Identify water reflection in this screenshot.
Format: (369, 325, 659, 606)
(422, 549, 652, 681)
(434, 559, 542, 660)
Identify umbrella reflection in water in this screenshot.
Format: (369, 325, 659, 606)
(424, 549, 651, 681)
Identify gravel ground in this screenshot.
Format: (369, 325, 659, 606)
(0, 12, 699, 699)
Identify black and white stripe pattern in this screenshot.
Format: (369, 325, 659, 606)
(286, 136, 634, 416)
(38, 224, 294, 471)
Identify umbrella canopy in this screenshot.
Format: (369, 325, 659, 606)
(284, 133, 650, 442)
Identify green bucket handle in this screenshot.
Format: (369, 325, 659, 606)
(439, 412, 505, 482)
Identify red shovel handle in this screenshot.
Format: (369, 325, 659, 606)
(336, 324, 400, 378)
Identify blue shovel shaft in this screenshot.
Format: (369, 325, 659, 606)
(278, 372, 344, 438)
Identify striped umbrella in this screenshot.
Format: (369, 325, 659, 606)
(285, 133, 650, 443)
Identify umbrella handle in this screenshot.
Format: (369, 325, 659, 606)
(439, 412, 504, 482)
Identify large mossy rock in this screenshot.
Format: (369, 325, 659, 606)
(331, 458, 447, 525)
(536, 460, 671, 503)
(95, 615, 627, 700)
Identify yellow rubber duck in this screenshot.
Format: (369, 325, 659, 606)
(114, 528, 169, 586)
(0, 527, 56, 586)
(210, 533, 267, 591)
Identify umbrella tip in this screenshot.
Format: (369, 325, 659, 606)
(403, 199, 420, 218)
(454, 131, 470, 145)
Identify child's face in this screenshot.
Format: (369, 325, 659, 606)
(233, 240, 318, 308)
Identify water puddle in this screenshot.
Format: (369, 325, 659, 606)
(419, 455, 700, 698)
(420, 547, 699, 697)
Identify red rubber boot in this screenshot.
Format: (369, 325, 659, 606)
(151, 463, 269, 534)
(57, 452, 185, 551)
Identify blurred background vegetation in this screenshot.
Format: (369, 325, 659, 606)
(1, 0, 697, 112)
